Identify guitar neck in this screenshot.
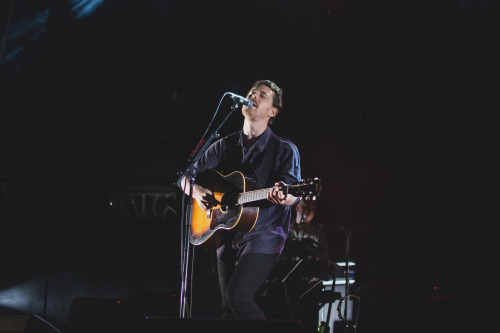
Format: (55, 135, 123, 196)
(238, 187, 274, 205)
(235, 178, 319, 205)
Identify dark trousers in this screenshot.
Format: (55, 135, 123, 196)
(217, 252, 279, 320)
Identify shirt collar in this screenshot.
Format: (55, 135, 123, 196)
(238, 127, 273, 153)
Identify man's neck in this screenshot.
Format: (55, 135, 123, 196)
(242, 120, 268, 150)
(242, 120, 267, 139)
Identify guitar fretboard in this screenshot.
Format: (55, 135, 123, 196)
(237, 188, 272, 204)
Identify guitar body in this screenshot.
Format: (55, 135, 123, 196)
(190, 170, 259, 247)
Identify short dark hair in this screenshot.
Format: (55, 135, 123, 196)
(252, 79, 283, 124)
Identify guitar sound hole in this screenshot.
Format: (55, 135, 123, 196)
(221, 192, 238, 209)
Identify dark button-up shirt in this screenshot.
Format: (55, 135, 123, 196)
(193, 127, 301, 261)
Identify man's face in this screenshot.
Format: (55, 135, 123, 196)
(295, 201, 316, 224)
(242, 84, 277, 122)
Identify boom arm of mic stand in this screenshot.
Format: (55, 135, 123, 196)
(174, 102, 239, 188)
(174, 131, 218, 188)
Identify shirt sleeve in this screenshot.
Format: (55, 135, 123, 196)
(193, 137, 224, 174)
(275, 139, 301, 185)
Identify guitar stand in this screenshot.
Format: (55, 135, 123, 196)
(280, 258, 326, 321)
(299, 279, 323, 299)
(276, 258, 302, 321)
(281, 259, 303, 284)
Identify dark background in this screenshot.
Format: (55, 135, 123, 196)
(1, 0, 498, 331)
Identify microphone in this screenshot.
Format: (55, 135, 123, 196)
(226, 92, 253, 108)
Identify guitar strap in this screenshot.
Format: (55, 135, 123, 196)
(255, 134, 279, 190)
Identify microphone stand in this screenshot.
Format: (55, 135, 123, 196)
(344, 227, 352, 322)
(174, 100, 241, 318)
(337, 226, 362, 331)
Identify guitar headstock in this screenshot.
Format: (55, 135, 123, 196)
(288, 177, 322, 200)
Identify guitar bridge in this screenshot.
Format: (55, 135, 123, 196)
(206, 209, 211, 219)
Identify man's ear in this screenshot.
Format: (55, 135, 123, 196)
(270, 107, 279, 118)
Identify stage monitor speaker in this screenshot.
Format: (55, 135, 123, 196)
(0, 314, 62, 333)
(66, 294, 179, 333)
(66, 298, 129, 333)
(422, 296, 497, 332)
(140, 316, 306, 333)
(351, 289, 498, 333)
(354, 286, 428, 333)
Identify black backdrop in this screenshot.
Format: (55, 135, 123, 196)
(1, 0, 498, 330)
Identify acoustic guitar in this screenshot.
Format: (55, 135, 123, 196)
(190, 169, 321, 247)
